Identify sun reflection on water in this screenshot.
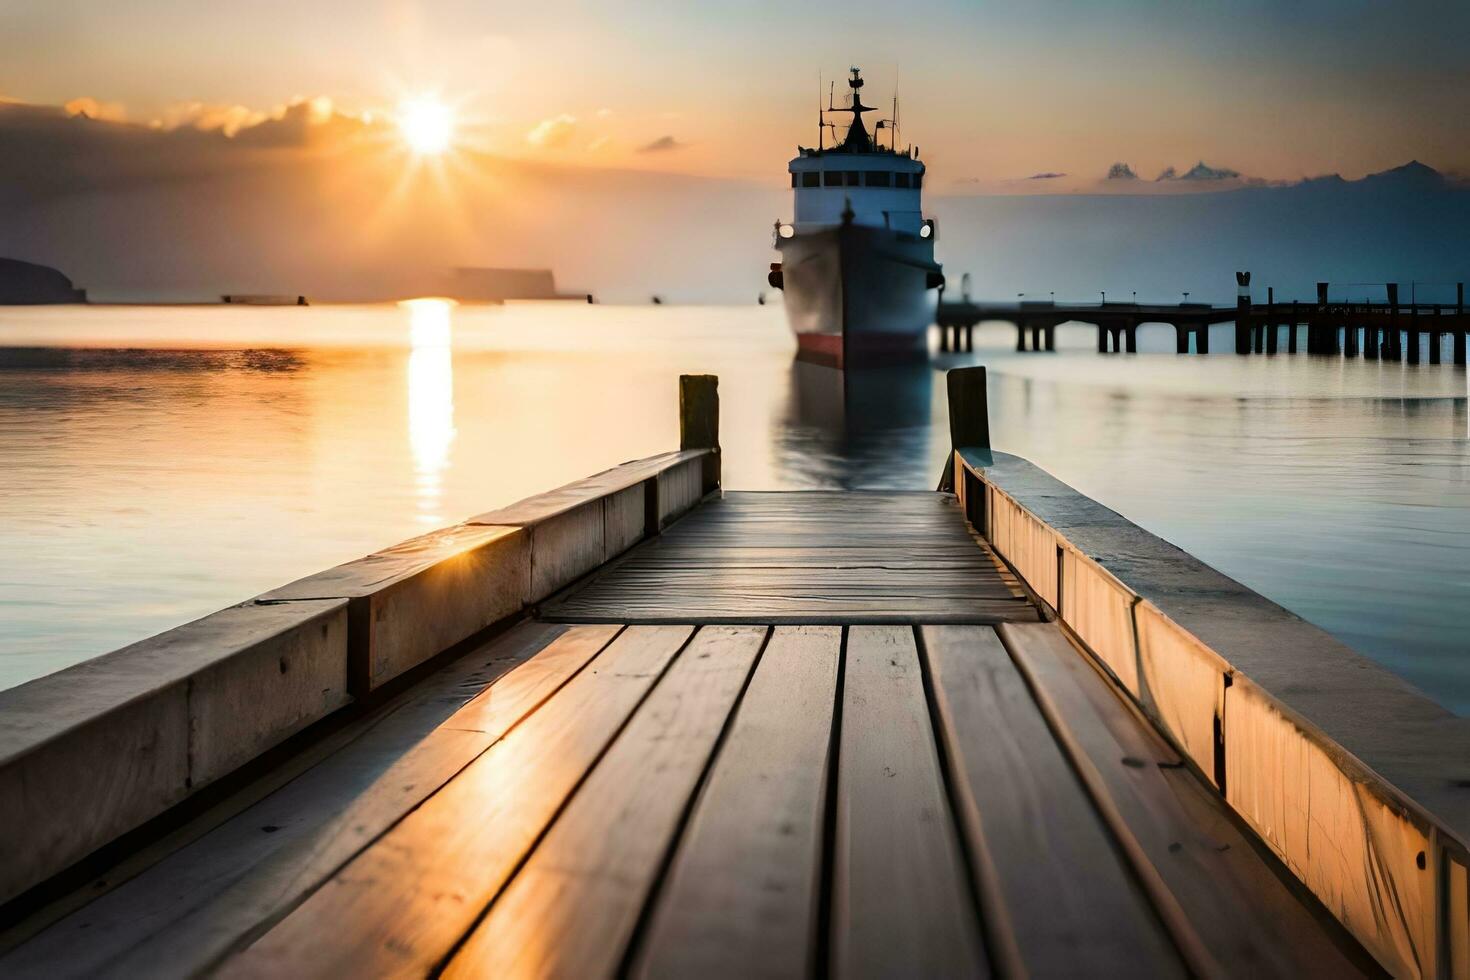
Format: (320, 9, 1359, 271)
(402, 298, 457, 524)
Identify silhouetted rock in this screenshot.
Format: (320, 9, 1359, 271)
(1362, 160, 1444, 187)
(1179, 161, 1241, 181)
(0, 258, 86, 304)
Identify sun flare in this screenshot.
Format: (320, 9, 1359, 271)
(398, 97, 454, 155)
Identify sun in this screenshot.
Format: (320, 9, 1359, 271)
(398, 97, 454, 155)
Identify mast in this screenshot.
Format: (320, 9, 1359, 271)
(827, 67, 878, 152)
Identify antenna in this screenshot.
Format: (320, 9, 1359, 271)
(817, 70, 823, 150)
(891, 80, 898, 153)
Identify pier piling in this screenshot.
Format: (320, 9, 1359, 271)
(679, 374, 721, 494)
(1430, 306, 1442, 364)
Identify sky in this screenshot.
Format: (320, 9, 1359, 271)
(2, 0, 1468, 302)
(3, 0, 1469, 188)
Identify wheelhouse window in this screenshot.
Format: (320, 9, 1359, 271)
(790, 173, 798, 188)
(914, 173, 923, 189)
(823, 171, 843, 187)
(801, 172, 820, 188)
(895, 173, 911, 188)
(865, 171, 891, 187)
(845, 171, 860, 186)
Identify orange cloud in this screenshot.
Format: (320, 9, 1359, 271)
(154, 101, 267, 136)
(525, 114, 577, 148)
(63, 97, 126, 123)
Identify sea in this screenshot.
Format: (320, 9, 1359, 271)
(2, 301, 1467, 711)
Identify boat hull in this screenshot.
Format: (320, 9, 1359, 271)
(776, 224, 940, 366)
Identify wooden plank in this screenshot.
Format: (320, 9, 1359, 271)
(0, 598, 348, 907)
(261, 523, 527, 693)
(545, 598, 1037, 626)
(920, 625, 1184, 978)
(1, 622, 621, 979)
(443, 626, 766, 979)
(466, 450, 707, 526)
(999, 622, 1375, 979)
(217, 625, 693, 979)
(631, 626, 840, 979)
(832, 626, 989, 978)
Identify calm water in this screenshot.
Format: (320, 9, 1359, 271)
(2, 303, 1468, 711)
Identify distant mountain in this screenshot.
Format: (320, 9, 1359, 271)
(1178, 161, 1241, 181)
(1153, 161, 1244, 182)
(936, 160, 1470, 304)
(1362, 160, 1445, 186)
(0, 258, 87, 304)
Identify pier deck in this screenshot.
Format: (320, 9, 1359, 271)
(0, 488, 1373, 978)
(543, 490, 1039, 624)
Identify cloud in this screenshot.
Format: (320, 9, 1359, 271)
(525, 114, 577, 148)
(1026, 171, 1067, 180)
(64, 97, 127, 123)
(155, 101, 268, 137)
(637, 135, 683, 154)
(1106, 162, 1137, 180)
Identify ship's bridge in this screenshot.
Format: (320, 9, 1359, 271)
(788, 153, 926, 233)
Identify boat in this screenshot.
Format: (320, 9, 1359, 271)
(768, 67, 944, 366)
(221, 294, 308, 306)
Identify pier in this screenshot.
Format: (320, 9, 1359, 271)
(2, 372, 1469, 977)
(937, 280, 1469, 362)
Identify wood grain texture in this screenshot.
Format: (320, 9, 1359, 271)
(443, 626, 766, 980)
(832, 626, 989, 979)
(543, 492, 1035, 625)
(631, 626, 840, 980)
(921, 625, 1184, 978)
(217, 625, 693, 979)
(0, 623, 619, 979)
(1000, 622, 1375, 979)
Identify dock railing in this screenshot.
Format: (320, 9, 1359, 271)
(944, 365, 1470, 979)
(0, 377, 721, 912)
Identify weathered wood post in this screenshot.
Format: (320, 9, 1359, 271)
(1430, 305, 1442, 364)
(1317, 282, 1340, 354)
(1456, 284, 1466, 365)
(680, 374, 720, 496)
(1408, 304, 1421, 364)
(937, 366, 989, 495)
(1287, 301, 1298, 354)
(1235, 272, 1251, 354)
(1386, 283, 1402, 360)
(1265, 288, 1278, 354)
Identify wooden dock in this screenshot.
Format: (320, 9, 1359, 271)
(3, 371, 1467, 977)
(937, 278, 1468, 361)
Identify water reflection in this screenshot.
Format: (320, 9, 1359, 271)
(2, 303, 1468, 713)
(403, 299, 457, 525)
(778, 359, 940, 487)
